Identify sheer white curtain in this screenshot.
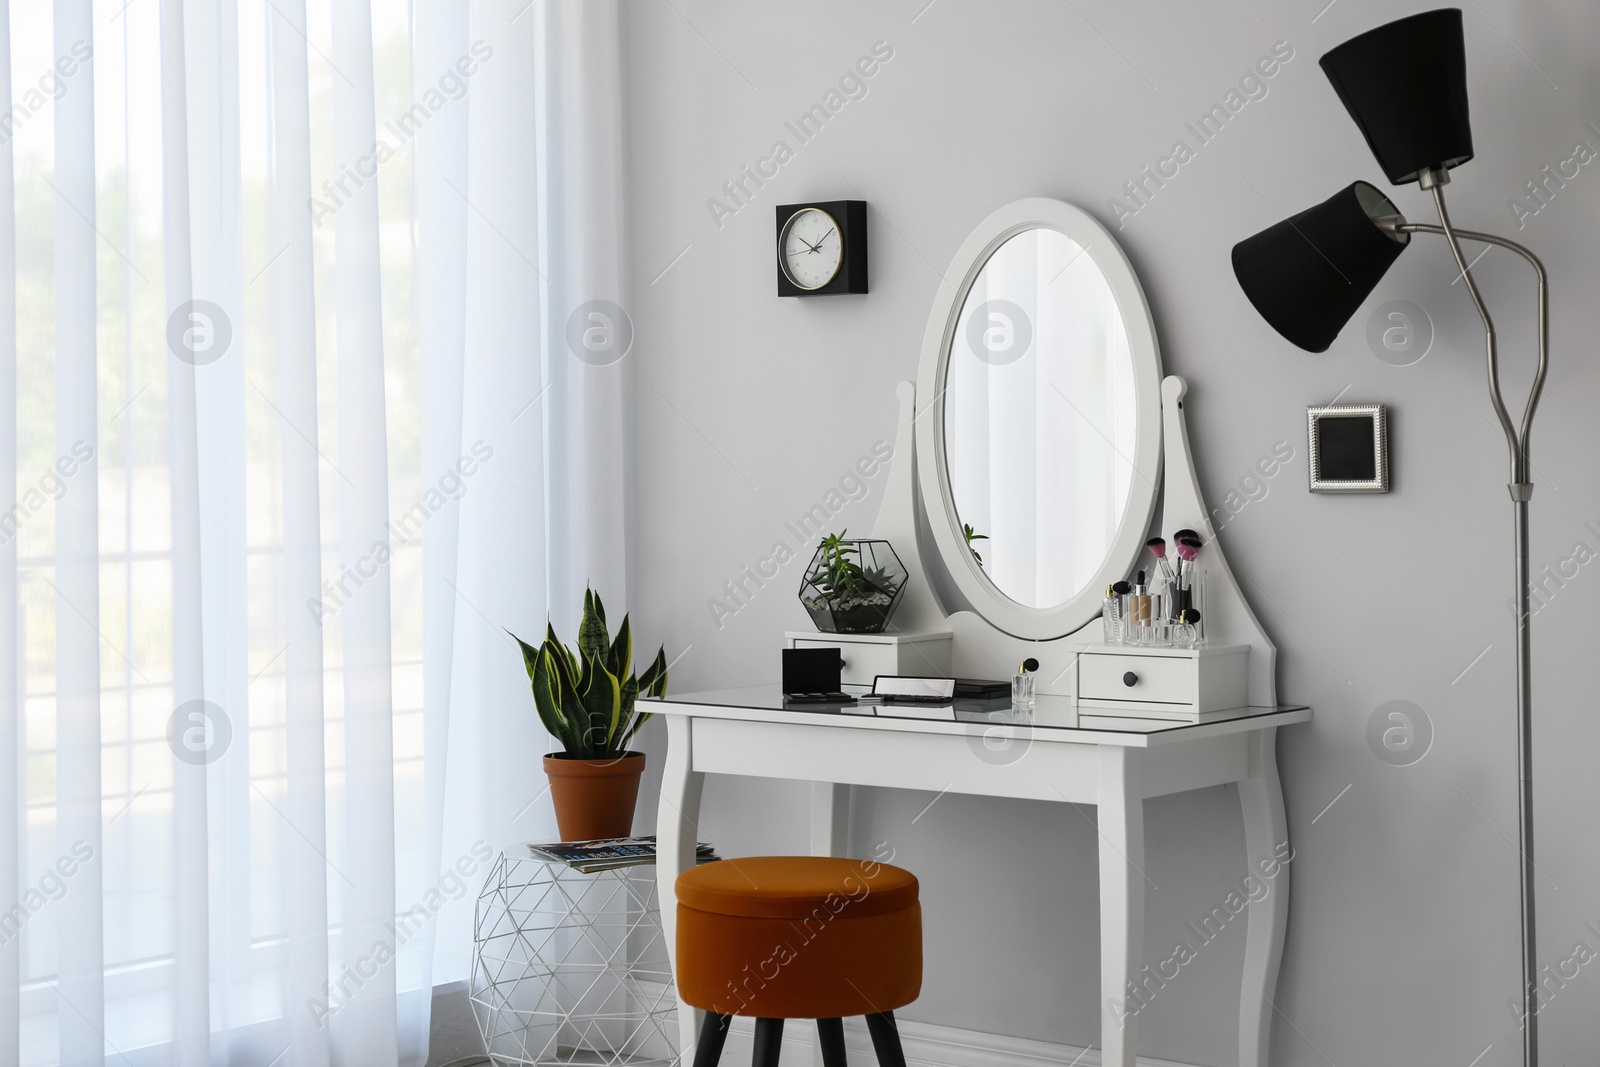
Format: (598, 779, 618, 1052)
(0, 0, 629, 1064)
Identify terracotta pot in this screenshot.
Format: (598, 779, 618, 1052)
(543, 751, 646, 841)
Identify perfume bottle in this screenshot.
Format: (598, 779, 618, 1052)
(1011, 671, 1036, 711)
(1173, 608, 1201, 649)
(1173, 567, 1206, 647)
(1102, 583, 1126, 644)
(1012, 657, 1037, 711)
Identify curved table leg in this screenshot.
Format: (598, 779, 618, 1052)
(1238, 727, 1289, 1067)
(658, 715, 706, 1064)
(1097, 746, 1144, 1067)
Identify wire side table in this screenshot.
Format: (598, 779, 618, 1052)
(471, 853, 679, 1067)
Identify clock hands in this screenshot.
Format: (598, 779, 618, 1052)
(789, 230, 834, 258)
(784, 219, 837, 290)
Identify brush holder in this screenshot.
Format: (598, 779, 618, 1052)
(1129, 591, 1171, 647)
(1169, 567, 1206, 647)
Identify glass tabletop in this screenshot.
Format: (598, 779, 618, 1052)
(646, 684, 1308, 736)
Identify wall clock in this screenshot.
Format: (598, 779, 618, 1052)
(775, 200, 868, 297)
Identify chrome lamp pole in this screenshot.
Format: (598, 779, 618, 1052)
(1400, 170, 1547, 1066)
(1228, 9, 1548, 1064)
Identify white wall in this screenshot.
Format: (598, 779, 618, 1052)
(618, 3, 1600, 1064)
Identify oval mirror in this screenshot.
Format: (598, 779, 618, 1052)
(916, 199, 1163, 640)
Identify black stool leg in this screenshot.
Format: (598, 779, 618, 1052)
(752, 1018, 785, 1067)
(864, 1012, 907, 1067)
(693, 1012, 732, 1067)
(816, 1018, 848, 1067)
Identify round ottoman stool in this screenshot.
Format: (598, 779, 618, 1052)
(675, 856, 922, 1067)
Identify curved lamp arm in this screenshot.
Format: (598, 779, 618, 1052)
(1393, 192, 1550, 490)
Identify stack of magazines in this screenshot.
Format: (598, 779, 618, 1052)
(522, 835, 719, 873)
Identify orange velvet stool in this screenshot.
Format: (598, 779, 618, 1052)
(675, 857, 922, 1067)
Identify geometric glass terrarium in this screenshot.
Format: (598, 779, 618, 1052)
(797, 534, 907, 634)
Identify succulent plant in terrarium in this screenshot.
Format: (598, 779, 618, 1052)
(798, 532, 908, 634)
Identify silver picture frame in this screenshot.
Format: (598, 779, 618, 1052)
(1307, 403, 1389, 493)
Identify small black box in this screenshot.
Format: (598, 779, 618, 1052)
(782, 647, 842, 694)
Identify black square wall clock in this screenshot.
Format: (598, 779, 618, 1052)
(776, 200, 868, 297)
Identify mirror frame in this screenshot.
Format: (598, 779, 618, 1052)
(915, 198, 1164, 640)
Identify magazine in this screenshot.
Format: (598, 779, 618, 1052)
(523, 835, 719, 873)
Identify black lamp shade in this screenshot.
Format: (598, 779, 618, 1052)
(1231, 182, 1409, 353)
(1320, 8, 1473, 185)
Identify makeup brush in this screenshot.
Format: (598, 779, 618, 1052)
(1171, 531, 1199, 582)
(1174, 537, 1202, 614)
(1146, 536, 1176, 586)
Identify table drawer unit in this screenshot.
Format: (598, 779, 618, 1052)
(787, 631, 952, 688)
(1081, 653, 1193, 704)
(1077, 645, 1249, 718)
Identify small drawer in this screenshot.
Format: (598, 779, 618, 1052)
(791, 638, 899, 688)
(1080, 654, 1193, 705)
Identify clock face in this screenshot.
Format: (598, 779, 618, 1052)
(780, 208, 844, 291)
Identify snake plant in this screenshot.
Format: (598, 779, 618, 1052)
(513, 588, 668, 759)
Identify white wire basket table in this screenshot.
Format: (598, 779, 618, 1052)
(471, 853, 679, 1067)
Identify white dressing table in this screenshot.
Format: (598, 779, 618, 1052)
(656, 198, 1308, 1067)
(654, 690, 1307, 1067)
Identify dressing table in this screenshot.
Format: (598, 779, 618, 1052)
(654, 198, 1309, 1067)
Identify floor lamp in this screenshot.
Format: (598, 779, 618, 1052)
(1229, 9, 1547, 1065)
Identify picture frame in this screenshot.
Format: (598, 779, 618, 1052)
(1307, 403, 1389, 493)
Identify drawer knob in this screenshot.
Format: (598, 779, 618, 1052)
(1122, 671, 1139, 687)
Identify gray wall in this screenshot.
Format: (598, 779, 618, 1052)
(618, 3, 1600, 1064)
